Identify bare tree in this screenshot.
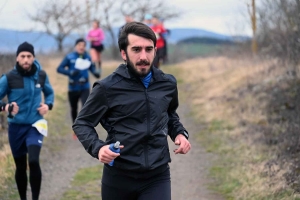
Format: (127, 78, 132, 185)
(28, 0, 92, 52)
(120, 0, 181, 22)
(256, 0, 300, 65)
(87, 0, 181, 58)
(100, 0, 120, 57)
(247, 0, 257, 55)
(29, 0, 181, 56)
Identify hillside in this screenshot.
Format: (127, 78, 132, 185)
(178, 37, 234, 45)
(0, 27, 234, 53)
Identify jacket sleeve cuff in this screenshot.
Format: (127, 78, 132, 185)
(46, 103, 53, 110)
(178, 130, 189, 140)
(0, 102, 7, 112)
(92, 142, 106, 159)
(182, 130, 189, 139)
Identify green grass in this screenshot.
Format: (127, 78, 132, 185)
(167, 43, 221, 63)
(61, 165, 103, 200)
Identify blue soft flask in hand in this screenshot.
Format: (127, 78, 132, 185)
(109, 141, 120, 166)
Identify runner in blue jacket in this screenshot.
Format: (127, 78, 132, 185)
(57, 38, 100, 139)
(0, 42, 54, 200)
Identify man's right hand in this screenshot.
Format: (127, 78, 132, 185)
(98, 145, 124, 164)
(70, 69, 80, 77)
(93, 70, 101, 79)
(5, 102, 19, 115)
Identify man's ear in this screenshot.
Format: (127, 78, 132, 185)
(121, 50, 126, 61)
(154, 47, 157, 57)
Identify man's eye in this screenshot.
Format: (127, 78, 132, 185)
(133, 48, 140, 52)
(146, 48, 153, 52)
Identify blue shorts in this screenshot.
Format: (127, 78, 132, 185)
(8, 123, 44, 158)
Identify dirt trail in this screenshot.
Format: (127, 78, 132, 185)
(169, 104, 224, 200)
(39, 136, 99, 200)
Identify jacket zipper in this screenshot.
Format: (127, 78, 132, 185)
(144, 88, 150, 169)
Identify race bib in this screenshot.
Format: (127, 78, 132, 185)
(32, 119, 48, 137)
(75, 58, 91, 70)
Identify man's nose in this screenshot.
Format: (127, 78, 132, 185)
(140, 49, 147, 59)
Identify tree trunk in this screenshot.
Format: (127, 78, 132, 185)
(251, 0, 258, 55)
(293, 0, 300, 71)
(57, 37, 64, 52)
(107, 26, 119, 58)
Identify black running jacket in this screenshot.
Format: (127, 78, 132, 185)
(73, 64, 188, 172)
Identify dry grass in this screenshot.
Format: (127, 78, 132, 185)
(163, 56, 300, 199)
(0, 145, 14, 185)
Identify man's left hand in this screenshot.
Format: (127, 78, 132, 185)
(37, 103, 49, 116)
(174, 134, 191, 154)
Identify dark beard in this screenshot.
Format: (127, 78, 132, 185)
(126, 53, 152, 78)
(16, 62, 37, 77)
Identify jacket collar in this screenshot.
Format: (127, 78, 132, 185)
(74, 51, 87, 58)
(13, 59, 41, 79)
(114, 64, 166, 82)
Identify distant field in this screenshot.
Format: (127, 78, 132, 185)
(101, 43, 225, 63)
(166, 43, 223, 63)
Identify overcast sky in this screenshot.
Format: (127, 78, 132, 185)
(0, 0, 251, 36)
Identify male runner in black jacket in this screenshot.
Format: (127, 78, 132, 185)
(73, 22, 191, 200)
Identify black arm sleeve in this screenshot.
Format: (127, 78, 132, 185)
(167, 83, 189, 141)
(72, 82, 109, 159)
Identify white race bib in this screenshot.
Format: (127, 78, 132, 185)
(32, 119, 48, 137)
(75, 58, 91, 70)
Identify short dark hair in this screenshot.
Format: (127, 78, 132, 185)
(118, 22, 156, 52)
(75, 38, 86, 46)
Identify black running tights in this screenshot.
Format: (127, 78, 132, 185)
(13, 145, 42, 200)
(68, 89, 90, 123)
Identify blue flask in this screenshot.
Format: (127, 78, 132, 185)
(108, 141, 120, 166)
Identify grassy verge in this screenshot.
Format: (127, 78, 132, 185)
(0, 145, 19, 199)
(163, 57, 300, 200)
(61, 165, 103, 200)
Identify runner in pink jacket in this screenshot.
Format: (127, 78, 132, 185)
(87, 20, 105, 76)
